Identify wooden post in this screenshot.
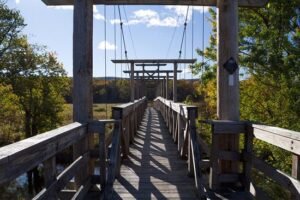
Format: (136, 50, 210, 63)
(173, 63, 177, 102)
(292, 154, 300, 179)
(216, 0, 239, 178)
(166, 73, 169, 99)
(73, 0, 93, 188)
(130, 62, 135, 102)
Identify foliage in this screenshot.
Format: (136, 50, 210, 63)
(0, 38, 69, 138)
(192, 0, 300, 198)
(0, 84, 23, 145)
(0, 0, 25, 58)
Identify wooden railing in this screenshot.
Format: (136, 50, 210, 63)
(153, 97, 208, 198)
(203, 120, 300, 199)
(112, 97, 147, 159)
(0, 97, 147, 200)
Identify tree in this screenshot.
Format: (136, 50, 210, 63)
(0, 0, 25, 58)
(0, 84, 22, 146)
(0, 37, 69, 195)
(192, 1, 300, 198)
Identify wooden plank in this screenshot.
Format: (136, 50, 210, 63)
(112, 107, 198, 199)
(34, 153, 89, 200)
(199, 159, 210, 169)
(71, 178, 92, 200)
(104, 127, 121, 199)
(250, 154, 300, 196)
(42, 0, 269, 7)
(72, 0, 93, 188)
(130, 62, 135, 102)
(99, 130, 106, 189)
(216, 0, 240, 185)
(218, 173, 240, 183)
(189, 109, 208, 198)
(218, 150, 241, 161)
(249, 182, 271, 200)
(209, 133, 219, 189)
(253, 124, 300, 140)
(0, 123, 87, 184)
(292, 154, 300, 179)
(243, 124, 254, 191)
(43, 156, 56, 187)
(211, 120, 246, 134)
(252, 126, 300, 155)
(173, 63, 177, 102)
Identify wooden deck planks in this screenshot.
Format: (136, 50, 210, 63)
(112, 107, 197, 199)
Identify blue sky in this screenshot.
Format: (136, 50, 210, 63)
(8, 0, 212, 79)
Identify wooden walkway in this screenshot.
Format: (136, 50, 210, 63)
(112, 107, 198, 199)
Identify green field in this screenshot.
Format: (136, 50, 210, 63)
(62, 104, 118, 125)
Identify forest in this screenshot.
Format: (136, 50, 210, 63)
(0, 0, 299, 199)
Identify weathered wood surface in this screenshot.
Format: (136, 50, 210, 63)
(112, 107, 198, 199)
(0, 122, 87, 184)
(253, 124, 300, 155)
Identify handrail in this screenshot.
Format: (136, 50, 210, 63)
(111, 97, 147, 159)
(0, 122, 87, 185)
(202, 120, 300, 199)
(0, 97, 148, 200)
(154, 97, 207, 198)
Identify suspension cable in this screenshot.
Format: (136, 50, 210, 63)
(165, 15, 180, 58)
(178, 6, 190, 59)
(114, 5, 117, 81)
(118, 6, 128, 60)
(201, 6, 205, 83)
(191, 6, 194, 80)
(122, 6, 137, 59)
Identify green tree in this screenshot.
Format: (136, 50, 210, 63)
(0, 0, 25, 58)
(0, 37, 69, 195)
(192, 1, 299, 198)
(0, 84, 22, 145)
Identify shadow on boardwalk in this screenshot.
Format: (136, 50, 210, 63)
(112, 107, 197, 199)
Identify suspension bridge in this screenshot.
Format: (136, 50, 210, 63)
(0, 0, 300, 199)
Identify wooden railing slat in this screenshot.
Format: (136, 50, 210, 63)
(0, 123, 87, 184)
(34, 152, 89, 200)
(250, 153, 300, 196)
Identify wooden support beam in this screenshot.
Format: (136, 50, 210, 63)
(130, 62, 134, 102)
(72, 0, 93, 188)
(173, 63, 177, 102)
(135, 63, 167, 67)
(216, 0, 240, 186)
(123, 70, 182, 73)
(166, 73, 169, 99)
(112, 59, 196, 64)
(42, 0, 268, 7)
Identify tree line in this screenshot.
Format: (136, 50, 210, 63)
(192, 0, 299, 198)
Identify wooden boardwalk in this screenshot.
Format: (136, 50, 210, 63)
(112, 107, 198, 199)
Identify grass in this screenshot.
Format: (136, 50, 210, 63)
(62, 103, 118, 125)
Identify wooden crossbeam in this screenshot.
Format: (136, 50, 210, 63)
(42, 0, 268, 7)
(112, 59, 196, 64)
(135, 64, 167, 67)
(123, 70, 182, 73)
(134, 76, 173, 80)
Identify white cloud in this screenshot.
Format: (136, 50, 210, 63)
(110, 19, 121, 25)
(166, 6, 210, 22)
(15, 0, 20, 4)
(93, 6, 105, 20)
(98, 41, 117, 50)
(125, 9, 179, 27)
(94, 13, 105, 20)
(49, 5, 74, 10)
(119, 6, 209, 28)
